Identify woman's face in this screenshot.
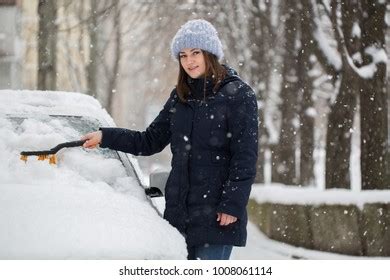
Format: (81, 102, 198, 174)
(179, 48, 206, 79)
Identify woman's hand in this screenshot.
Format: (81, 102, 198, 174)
(217, 212, 237, 226)
(81, 131, 102, 149)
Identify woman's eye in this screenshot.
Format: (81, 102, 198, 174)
(193, 51, 200, 55)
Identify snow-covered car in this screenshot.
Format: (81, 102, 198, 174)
(0, 90, 187, 259)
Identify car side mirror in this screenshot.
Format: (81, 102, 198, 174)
(148, 170, 170, 197)
(145, 187, 163, 198)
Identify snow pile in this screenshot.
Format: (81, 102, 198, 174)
(251, 183, 390, 209)
(0, 90, 186, 259)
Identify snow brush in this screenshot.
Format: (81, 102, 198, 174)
(20, 140, 87, 164)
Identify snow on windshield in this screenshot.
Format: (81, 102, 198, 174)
(0, 91, 186, 259)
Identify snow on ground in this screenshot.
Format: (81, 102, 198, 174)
(0, 90, 187, 259)
(231, 221, 289, 260)
(232, 221, 385, 260)
(241, 184, 390, 260)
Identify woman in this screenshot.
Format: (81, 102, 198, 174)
(82, 19, 258, 260)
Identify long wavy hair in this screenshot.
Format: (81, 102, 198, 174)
(176, 50, 227, 102)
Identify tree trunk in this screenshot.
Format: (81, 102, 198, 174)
(325, 71, 357, 188)
(86, 0, 99, 97)
(37, 0, 57, 90)
(271, 1, 299, 185)
(360, 0, 388, 190)
(106, 1, 121, 114)
(297, 57, 315, 186)
(325, 0, 360, 189)
(297, 0, 315, 186)
(248, 0, 272, 183)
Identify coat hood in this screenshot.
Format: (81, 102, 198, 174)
(217, 64, 241, 91)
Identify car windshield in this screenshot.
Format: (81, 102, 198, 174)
(0, 114, 138, 188)
(8, 115, 120, 160)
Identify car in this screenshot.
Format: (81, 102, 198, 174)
(0, 90, 187, 259)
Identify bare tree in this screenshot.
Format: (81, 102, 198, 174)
(297, 0, 316, 186)
(37, 0, 58, 90)
(246, 0, 274, 184)
(271, 0, 299, 185)
(56, 0, 130, 110)
(86, 0, 99, 97)
(324, 0, 360, 189)
(60, 0, 84, 92)
(311, 0, 388, 189)
(360, 0, 388, 189)
(104, 0, 121, 114)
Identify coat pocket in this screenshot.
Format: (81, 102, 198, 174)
(188, 167, 224, 205)
(187, 205, 216, 227)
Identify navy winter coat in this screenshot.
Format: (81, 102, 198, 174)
(100, 66, 258, 247)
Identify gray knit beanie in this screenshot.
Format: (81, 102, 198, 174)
(171, 19, 224, 61)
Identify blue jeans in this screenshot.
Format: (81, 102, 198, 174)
(187, 244, 233, 260)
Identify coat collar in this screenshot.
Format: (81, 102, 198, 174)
(185, 65, 241, 104)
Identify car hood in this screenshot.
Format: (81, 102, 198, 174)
(0, 182, 187, 259)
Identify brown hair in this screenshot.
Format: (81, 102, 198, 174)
(176, 51, 227, 102)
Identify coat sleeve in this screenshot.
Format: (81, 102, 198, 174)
(216, 83, 259, 219)
(99, 90, 177, 156)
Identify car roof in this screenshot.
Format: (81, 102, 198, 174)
(0, 90, 115, 126)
